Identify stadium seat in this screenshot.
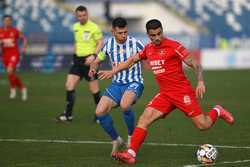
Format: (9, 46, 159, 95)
(160, 0, 250, 38)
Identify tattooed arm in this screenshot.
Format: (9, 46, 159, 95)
(183, 55, 206, 99)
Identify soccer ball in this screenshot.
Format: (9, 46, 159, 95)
(196, 144, 217, 164)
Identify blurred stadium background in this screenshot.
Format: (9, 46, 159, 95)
(1, 0, 250, 166)
(1, 0, 250, 72)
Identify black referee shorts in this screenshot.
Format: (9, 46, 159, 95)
(69, 54, 98, 81)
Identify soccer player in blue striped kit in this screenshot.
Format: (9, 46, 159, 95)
(89, 17, 144, 157)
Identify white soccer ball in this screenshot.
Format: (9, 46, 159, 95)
(196, 144, 218, 164)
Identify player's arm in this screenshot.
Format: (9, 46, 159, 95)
(98, 54, 141, 80)
(19, 31, 27, 54)
(183, 54, 205, 99)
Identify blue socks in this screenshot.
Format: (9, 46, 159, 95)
(98, 114, 118, 140)
(123, 109, 135, 136)
(97, 109, 135, 140)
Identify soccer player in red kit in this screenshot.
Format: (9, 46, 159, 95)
(0, 15, 28, 101)
(98, 19, 234, 164)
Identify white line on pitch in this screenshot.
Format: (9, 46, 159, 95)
(183, 159, 250, 167)
(0, 138, 250, 149)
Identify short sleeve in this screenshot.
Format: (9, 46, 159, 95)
(136, 40, 144, 52)
(175, 43, 189, 60)
(93, 26, 103, 40)
(138, 47, 147, 60)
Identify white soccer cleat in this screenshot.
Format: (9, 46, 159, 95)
(21, 88, 28, 101)
(9, 88, 17, 99)
(111, 136, 126, 157)
(56, 113, 73, 122)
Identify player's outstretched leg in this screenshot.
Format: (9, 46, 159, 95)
(215, 105, 234, 125)
(114, 107, 165, 164)
(113, 127, 147, 164)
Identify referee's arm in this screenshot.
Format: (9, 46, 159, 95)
(95, 37, 104, 55)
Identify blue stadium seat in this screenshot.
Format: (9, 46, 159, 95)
(1, 0, 75, 42)
(160, 0, 250, 38)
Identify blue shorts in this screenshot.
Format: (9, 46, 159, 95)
(103, 82, 144, 105)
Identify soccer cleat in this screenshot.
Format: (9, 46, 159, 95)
(115, 150, 136, 164)
(21, 88, 28, 101)
(215, 105, 234, 125)
(56, 113, 73, 122)
(111, 136, 126, 157)
(9, 88, 16, 99)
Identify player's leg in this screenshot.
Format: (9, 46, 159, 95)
(96, 96, 125, 155)
(96, 84, 126, 156)
(120, 82, 144, 146)
(4, 56, 26, 100)
(6, 66, 17, 99)
(56, 74, 80, 122)
(115, 107, 165, 164)
(115, 92, 175, 164)
(172, 91, 234, 130)
(191, 105, 234, 130)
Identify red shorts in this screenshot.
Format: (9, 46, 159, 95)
(2, 54, 19, 69)
(147, 89, 202, 117)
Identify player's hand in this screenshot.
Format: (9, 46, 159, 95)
(88, 62, 98, 77)
(98, 70, 114, 80)
(88, 68, 96, 77)
(196, 81, 206, 99)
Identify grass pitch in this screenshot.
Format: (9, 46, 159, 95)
(0, 70, 250, 167)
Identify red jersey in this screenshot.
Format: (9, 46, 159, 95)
(0, 27, 20, 57)
(139, 38, 192, 92)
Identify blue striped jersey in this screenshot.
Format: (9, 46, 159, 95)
(101, 36, 144, 84)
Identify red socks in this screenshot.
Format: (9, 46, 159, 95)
(130, 127, 147, 154)
(207, 108, 218, 124)
(8, 73, 24, 89)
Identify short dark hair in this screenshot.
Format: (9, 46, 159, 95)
(112, 17, 127, 28)
(2, 15, 12, 20)
(146, 19, 163, 32)
(75, 5, 87, 12)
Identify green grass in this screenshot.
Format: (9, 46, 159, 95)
(0, 70, 250, 167)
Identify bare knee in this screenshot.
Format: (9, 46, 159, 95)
(7, 67, 14, 74)
(95, 107, 105, 117)
(65, 80, 76, 90)
(120, 103, 130, 112)
(195, 122, 211, 130)
(192, 114, 213, 131)
(95, 100, 112, 117)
